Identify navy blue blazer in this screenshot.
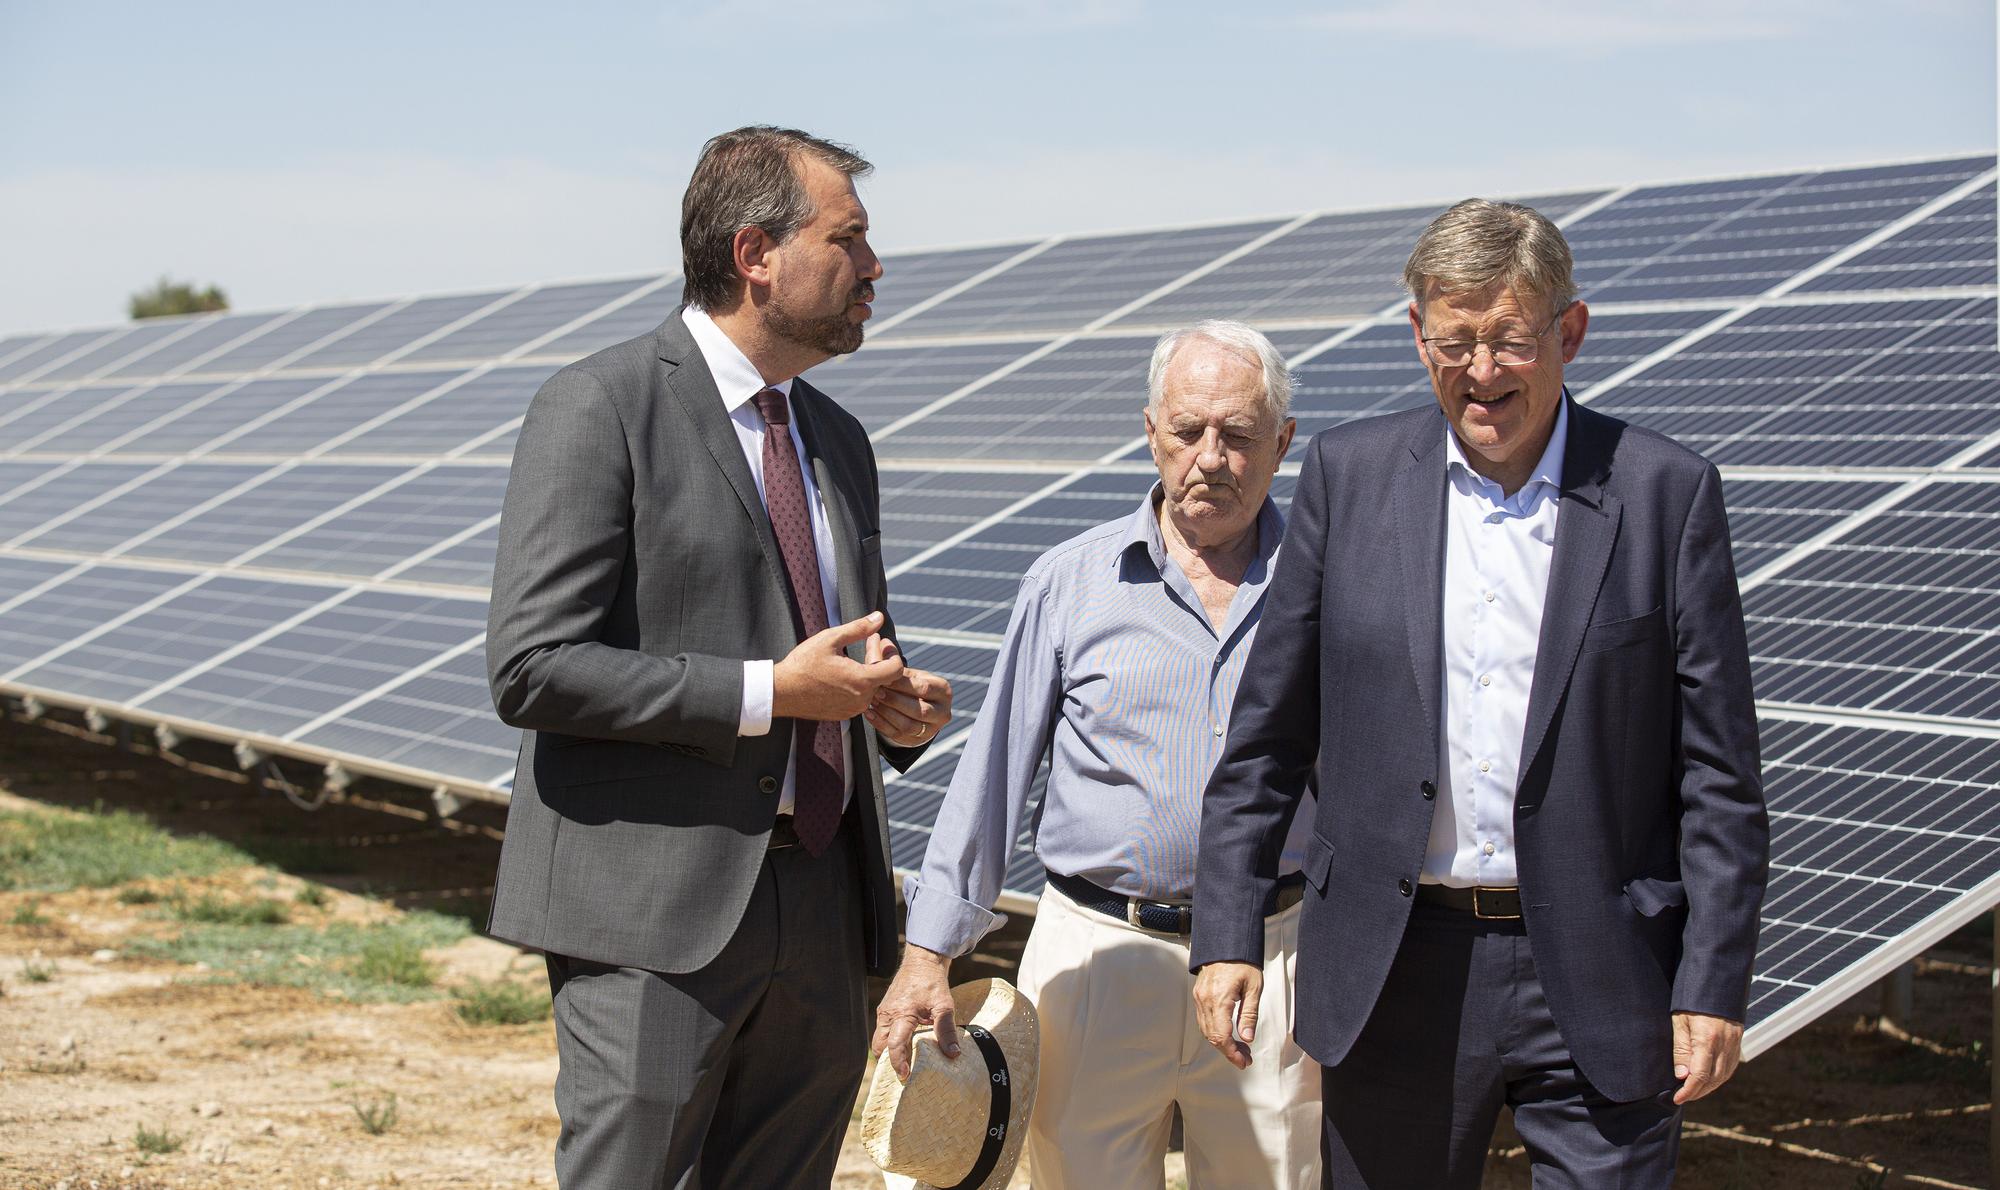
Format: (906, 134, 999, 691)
(1189, 400, 1769, 1104)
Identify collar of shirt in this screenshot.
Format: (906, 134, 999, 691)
(681, 306, 794, 412)
(1444, 392, 1571, 515)
(1119, 482, 1286, 639)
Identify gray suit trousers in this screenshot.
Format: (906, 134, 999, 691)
(545, 822, 868, 1189)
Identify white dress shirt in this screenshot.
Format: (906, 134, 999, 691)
(682, 306, 851, 810)
(1422, 400, 1569, 887)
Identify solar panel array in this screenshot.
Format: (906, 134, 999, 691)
(0, 154, 1992, 1055)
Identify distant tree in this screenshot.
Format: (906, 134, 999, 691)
(129, 277, 228, 320)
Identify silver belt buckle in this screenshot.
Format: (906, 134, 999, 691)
(1473, 886, 1520, 921)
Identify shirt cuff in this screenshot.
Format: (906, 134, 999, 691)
(902, 876, 1006, 959)
(739, 660, 773, 737)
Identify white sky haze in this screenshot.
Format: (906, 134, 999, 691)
(1, 0, 1993, 331)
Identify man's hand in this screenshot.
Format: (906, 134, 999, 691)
(1192, 960, 1262, 1070)
(871, 945, 959, 1080)
(863, 635, 953, 747)
(1671, 1011, 1744, 1104)
(773, 612, 905, 721)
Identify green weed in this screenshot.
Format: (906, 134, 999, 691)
(133, 1122, 185, 1154)
(452, 979, 552, 1026)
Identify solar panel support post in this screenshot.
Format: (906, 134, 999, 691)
(1876, 963, 1914, 1028)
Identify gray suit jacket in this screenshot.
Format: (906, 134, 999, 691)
(1190, 400, 1769, 1103)
(485, 313, 921, 977)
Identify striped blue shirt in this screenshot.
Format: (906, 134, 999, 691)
(903, 486, 1313, 958)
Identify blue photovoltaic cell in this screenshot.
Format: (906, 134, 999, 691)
(323, 365, 558, 457)
(874, 336, 1156, 463)
(9, 463, 268, 555)
(0, 462, 63, 502)
(1563, 160, 1988, 304)
(139, 589, 487, 737)
(100, 311, 289, 380)
(31, 321, 195, 384)
(391, 522, 500, 589)
(1588, 297, 1998, 467)
(1720, 477, 1900, 577)
(1798, 180, 1996, 294)
(0, 333, 55, 373)
(0, 385, 150, 448)
(24, 381, 234, 455)
(884, 221, 1285, 340)
(0, 555, 78, 603)
(296, 647, 525, 783)
(0, 463, 156, 543)
(248, 466, 509, 581)
(132, 376, 333, 455)
(12, 576, 336, 705)
(401, 279, 654, 364)
(281, 291, 517, 372)
(805, 340, 1039, 436)
(529, 277, 679, 362)
(0, 329, 123, 385)
(0, 565, 194, 674)
(211, 370, 467, 455)
(1746, 718, 2000, 1025)
(868, 244, 1037, 327)
(1746, 481, 2000, 721)
(878, 470, 1057, 568)
(191, 303, 391, 376)
(125, 464, 410, 565)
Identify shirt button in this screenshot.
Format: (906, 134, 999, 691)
(1479, 674, 1492, 687)
(1478, 760, 1491, 773)
(1483, 841, 1496, 856)
(1213, 725, 1224, 737)
(1484, 591, 1496, 603)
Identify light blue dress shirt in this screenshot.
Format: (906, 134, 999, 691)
(1422, 399, 1570, 887)
(904, 487, 1313, 958)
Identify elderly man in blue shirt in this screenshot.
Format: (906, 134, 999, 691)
(872, 320, 1320, 1190)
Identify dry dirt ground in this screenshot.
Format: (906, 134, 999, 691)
(0, 714, 1989, 1189)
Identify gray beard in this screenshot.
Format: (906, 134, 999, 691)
(766, 298, 864, 357)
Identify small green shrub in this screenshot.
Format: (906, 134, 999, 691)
(453, 979, 552, 1026)
(134, 1122, 185, 1154)
(351, 1092, 398, 1135)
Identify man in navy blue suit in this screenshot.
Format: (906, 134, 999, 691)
(1188, 198, 1768, 1188)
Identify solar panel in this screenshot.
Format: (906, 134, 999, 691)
(0, 153, 1994, 1060)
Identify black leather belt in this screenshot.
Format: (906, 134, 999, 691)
(767, 815, 799, 850)
(1415, 883, 1522, 920)
(1047, 869, 1305, 936)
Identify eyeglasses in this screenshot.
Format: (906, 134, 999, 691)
(1420, 304, 1569, 368)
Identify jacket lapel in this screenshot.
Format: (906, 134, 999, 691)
(1393, 418, 1449, 745)
(1516, 401, 1620, 793)
(657, 319, 786, 586)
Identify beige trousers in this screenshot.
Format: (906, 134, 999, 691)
(1014, 883, 1321, 1190)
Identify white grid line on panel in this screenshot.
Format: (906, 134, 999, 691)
(0, 308, 311, 457)
(1743, 868, 2000, 1059)
(0, 545, 482, 600)
(373, 513, 502, 584)
(0, 325, 158, 394)
(0, 298, 421, 540)
(0, 571, 212, 685)
(867, 237, 1066, 336)
(1756, 701, 2000, 740)
(125, 585, 365, 709)
(0, 334, 58, 374)
(284, 631, 487, 743)
(0, 675, 508, 803)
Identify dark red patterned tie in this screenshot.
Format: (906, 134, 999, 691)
(753, 388, 845, 855)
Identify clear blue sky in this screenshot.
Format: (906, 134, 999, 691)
(2, 0, 1993, 332)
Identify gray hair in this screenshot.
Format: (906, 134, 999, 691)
(1401, 198, 1578, 317)
(1147, 320, 1293, 422)
(680, 126, 873, 311)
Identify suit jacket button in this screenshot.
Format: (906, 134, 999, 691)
(1420, 780, 1436, 800)
(1398, 878, 1413, 896)
(758, 776, 778, 794)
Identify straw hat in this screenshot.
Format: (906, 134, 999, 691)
(862, 978, 1039, 1190)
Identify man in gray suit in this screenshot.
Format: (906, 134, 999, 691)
(486, 126, 952, 1189)
(1190, 199, 1768, 1187)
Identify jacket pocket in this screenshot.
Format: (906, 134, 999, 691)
(1302, 832, 1335, 893)
(1623, 875, 1687, 917)
(1582, 606, 1666, 654)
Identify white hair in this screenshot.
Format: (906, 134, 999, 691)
(1147, 320, 1294, 422)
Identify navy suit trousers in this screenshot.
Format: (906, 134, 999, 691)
(1320, 903, 1682, 1189)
